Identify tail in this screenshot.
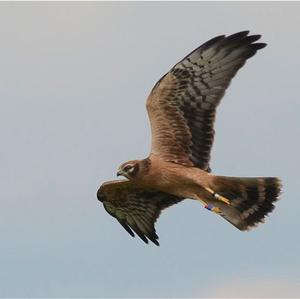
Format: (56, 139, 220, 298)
(208, 176, 282, 231)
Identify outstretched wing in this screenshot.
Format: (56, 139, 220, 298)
(97, 180, 183, 245)
(147, 31, 266, 171)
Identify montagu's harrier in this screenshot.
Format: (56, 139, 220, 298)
(97, 31, 282, 246)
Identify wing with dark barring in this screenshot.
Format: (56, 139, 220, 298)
(147, 31, 266, 171)
(97, 180, 183, 246)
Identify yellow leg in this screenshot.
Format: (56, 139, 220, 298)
(205, 204, 222, 214)
(204, 187, 231, 205)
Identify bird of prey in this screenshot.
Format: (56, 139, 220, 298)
(97, 31, 282, 246)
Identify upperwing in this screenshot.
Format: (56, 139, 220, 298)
(146, 31, 266, 171)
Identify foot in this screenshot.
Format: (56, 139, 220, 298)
(205, 204, 221, 214)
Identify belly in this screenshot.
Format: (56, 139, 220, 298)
(141, 165, 201, 199)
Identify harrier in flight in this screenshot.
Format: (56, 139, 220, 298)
(97, 31, 281, 246)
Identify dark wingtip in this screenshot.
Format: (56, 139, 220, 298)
(223, 31, 267, 50)
(138, 233, 149, 244)
(118, 220, 135, 238)
(147, 233, 160, 246)
(226, 30, 250, 39)
(243, 34, 262, 44)
(152, 239, 160, 246)
(253, 42, 267, 50)
(118, 219, 160, 245)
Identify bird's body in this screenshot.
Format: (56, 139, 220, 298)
(122, 155, 206, 199)
(97, 31, 282, 246)
(123, 156, 211, 200)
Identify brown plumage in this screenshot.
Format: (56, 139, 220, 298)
(97, 31, 282, 246)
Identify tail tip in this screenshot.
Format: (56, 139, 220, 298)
(242, 177, 282, 230)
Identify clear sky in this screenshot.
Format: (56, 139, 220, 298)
(0, 2, 299, 297)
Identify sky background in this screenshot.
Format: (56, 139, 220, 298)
(0, 2, 299, 298)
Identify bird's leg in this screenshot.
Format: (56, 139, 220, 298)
(204, 187, 231, 205)
(196, 194, 222, 215)
(204, 204, 222, 214)
(196, 186, 230, 214)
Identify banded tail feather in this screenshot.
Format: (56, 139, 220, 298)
(210, 176, 282, 230)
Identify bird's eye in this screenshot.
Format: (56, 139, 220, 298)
(124, 165, 133, 172)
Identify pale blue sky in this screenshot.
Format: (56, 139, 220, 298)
(0, 2, 299, 297)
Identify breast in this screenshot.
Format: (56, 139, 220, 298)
(140, 158, 199, 198)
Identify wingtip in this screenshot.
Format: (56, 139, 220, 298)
(149, 237, 160, 246)
(225, 31, 265, 45)
(118, 219, 135, 238)
(227, 30, 250, 39)
(154, 240, 160, 246)
(254, 42, 267, 50)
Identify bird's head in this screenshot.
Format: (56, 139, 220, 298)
(117, 160, 140, 179)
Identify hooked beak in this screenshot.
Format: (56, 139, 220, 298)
(117, 169, 124, 177)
